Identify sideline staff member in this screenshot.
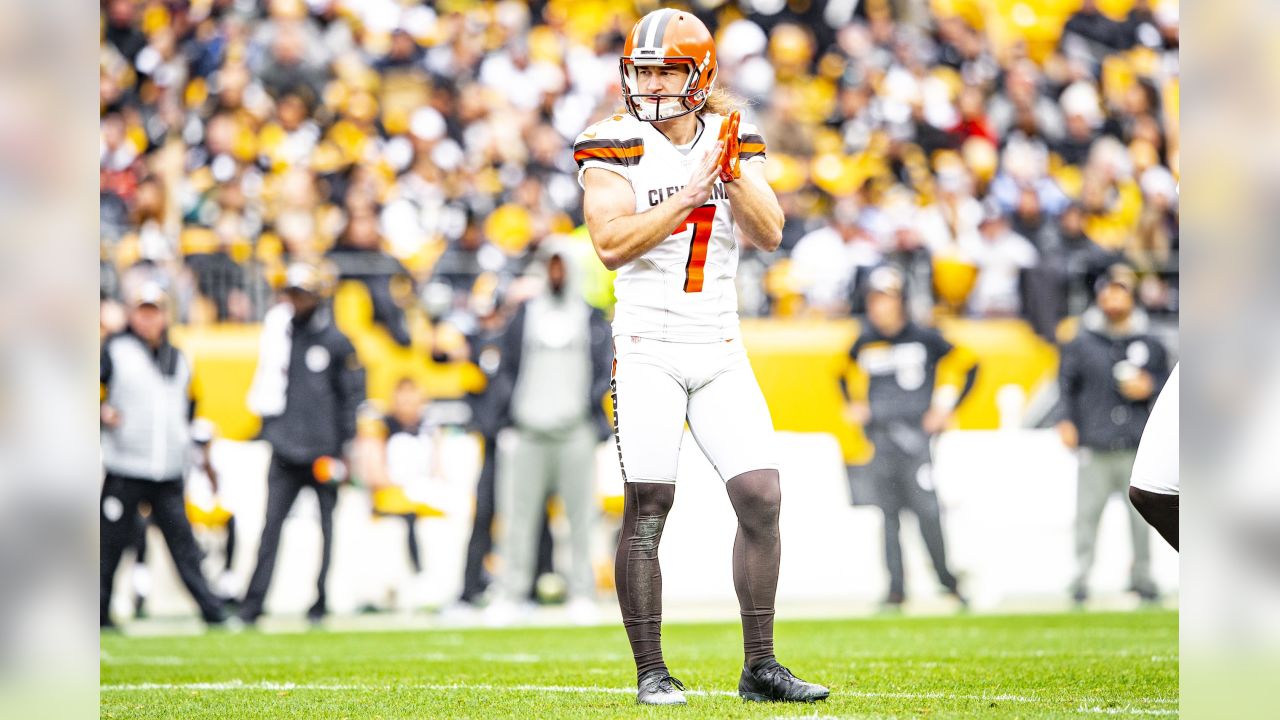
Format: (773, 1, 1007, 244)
(841, 266, 978, 607)
(100, 283, 225, 628)
(240, 263, 365, 624)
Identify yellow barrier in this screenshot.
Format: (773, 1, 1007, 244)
(174, 314, 1059, 459)
(171, 324, 262, 441)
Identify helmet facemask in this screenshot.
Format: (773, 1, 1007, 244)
(619, 57, 714, 123)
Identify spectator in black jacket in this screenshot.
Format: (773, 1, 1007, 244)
(240, 262, 366, 624)
(1055, 263, 1170, 604)
(449, 282, 557, 610)
(185, 234, 249, 322)
(327, 207, 413, 346)
(456, 285, 514, 606)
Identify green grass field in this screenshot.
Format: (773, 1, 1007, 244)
(101, 610, 1177, 719)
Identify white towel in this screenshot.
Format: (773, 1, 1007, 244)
(246, 303, 294, 418)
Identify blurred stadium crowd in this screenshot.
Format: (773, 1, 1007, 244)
(99, 0, 1179, 620)
(101, 0, 1179, 338)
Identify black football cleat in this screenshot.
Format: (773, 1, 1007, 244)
(636, 669, 687, 705)
(739, 660, 829, 702)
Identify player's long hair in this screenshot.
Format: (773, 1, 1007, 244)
(700, 87, 747, 117)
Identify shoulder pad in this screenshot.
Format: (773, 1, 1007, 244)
(574, 115, 645, 168)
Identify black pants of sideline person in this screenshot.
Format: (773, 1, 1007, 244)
(868, 447, 959, 601)
(100, 474, 224, 626)
(459, 435, 556, 604)
(460, 436, 498, 604)
(239, 454, 338, 623)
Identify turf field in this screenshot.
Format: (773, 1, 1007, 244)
(101, 610, 1177, 718)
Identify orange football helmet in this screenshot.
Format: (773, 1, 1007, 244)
(620, 9, 718, 122)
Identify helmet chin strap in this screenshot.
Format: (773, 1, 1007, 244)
(635, 98, 691, 122)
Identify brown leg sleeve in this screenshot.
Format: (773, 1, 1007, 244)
(614, 481, 676, 680)
(726, 468, 781, 670)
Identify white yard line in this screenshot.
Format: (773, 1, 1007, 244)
(101, 651, 627, 665)
(101, 649, 1169, 666)
(1075, 708, 1178, 716)
(100, 680, 1177, 714)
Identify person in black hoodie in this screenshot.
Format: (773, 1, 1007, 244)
(1055, 263, 1170, 604)
(239, 262, 366, 624)
(450, 280, 558, 609)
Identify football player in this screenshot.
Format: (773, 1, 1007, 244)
(575, 9, 828, 706)
(1129, 362, 1179, 550)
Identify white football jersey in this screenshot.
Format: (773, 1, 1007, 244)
(575, 112, 767, 342)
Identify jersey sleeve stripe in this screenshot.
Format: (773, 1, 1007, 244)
(574, 138, 643, 152)
(573, 139, 645, 167)
(739, 134, 766, 160)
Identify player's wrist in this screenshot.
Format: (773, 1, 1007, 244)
(672, 187, 703, 213)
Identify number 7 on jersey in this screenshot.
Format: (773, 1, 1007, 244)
(680, 205, 717, 293)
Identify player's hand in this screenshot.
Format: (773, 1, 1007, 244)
(843, 401, 871, 426)
(1118, 371, 1155, 401)
(922, 408, 953, 435)
(1056, 420, 1079, 450)
(716, 111, 741, 182)
(101, 404, 121, 428)
(681, 141, 724, 207)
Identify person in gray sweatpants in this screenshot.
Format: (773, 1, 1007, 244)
(1056, 264, 1170, 603)
(487, 243, 612, 621)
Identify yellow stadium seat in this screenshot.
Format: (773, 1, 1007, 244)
(933, 252, 980, 310)
(372, 486, 446, 518)
(186, 500, 233, 530)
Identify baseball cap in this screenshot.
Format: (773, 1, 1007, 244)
(284, 262, 325, 294)
(867, 265, 905, 297)
(978, 197, 1005, 226)
(1096, 263, 1138, 294)
(130, 281, 169, 308)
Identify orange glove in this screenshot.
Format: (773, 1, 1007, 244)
(716, 111, 741, 183)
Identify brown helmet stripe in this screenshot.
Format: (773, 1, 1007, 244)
(653, 10, 677, 49)
(635, 10, 658, 48)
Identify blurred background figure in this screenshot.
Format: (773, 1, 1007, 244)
(100, 283, 226, 629)
(486, 245, 612, 626)
(239, 263, 365, 625)
(183, 418, 240, 608)
(842, 266, 978, 608)
(1055, 264, 1171, 604)
(959, 200, 1039, 318)
(455, 279, 515, 609)
(327, 209, 415, 346)
(790, 195, 882, 315)
(355, 378, 447, 611)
